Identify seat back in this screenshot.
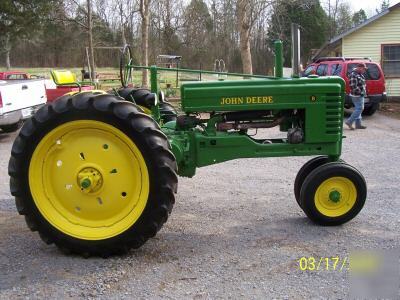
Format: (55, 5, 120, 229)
(50, 70, 77, 86)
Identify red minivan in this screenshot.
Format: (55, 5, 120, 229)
(303, 57, 387, 115)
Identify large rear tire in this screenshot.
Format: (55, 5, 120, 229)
(118, 88, 177, 123)
(9, 92, 178, 257)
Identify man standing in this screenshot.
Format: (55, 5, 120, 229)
(345, 63, 368, 130)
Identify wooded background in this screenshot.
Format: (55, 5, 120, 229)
(0, 0, 390, 79)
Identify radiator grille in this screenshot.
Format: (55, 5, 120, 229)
(325, 94, 342, 135)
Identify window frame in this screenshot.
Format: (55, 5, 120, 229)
(346, 63, 381, 80)
(330, 63, 343, 76)
(316, 64, 328, 76)
(6, 74, 25, 80)
(381, 43, 400, 78)
(303, 65, 316, 76)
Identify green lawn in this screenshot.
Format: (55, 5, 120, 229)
(0, 66, 260, 96)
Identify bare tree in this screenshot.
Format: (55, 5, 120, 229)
(237, 0, 252, 74)
(1, 34, 12, 70)
(87, 0, 96, 79)
(109, 0, 139, 46)
(140, 0, 150, 87)
(237, 0, 271, 74)
(324, 0, 352, 38)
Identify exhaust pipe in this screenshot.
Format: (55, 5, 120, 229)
(291, 23, 301, 77)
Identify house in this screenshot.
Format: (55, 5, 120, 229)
(314, 2, 400, 97)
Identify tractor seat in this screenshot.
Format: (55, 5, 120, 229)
(50, 70, 79, 87)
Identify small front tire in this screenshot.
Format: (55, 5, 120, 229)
(300, 162, 366, 226)
(294, 156, 331, 207)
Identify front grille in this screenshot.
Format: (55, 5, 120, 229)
(325, 94, 342, 135)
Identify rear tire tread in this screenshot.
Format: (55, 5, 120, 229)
(8, 92, 178, 257)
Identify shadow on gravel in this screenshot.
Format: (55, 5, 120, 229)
(0, 207, 372, 292)
(0, 131, 17, 144)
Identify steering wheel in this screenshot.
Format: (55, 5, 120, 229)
(120, 44, 133, 88)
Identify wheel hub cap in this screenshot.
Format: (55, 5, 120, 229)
(77, 167, 103, 193)
(314, 176, 357, 217)
(329, 190, 341, 203)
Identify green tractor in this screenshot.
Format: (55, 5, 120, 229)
(8, 41, 366, 257)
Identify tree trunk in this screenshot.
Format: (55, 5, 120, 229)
(5, 50, 11, 70)
(140, 0, 150, 87)
(4, 34, 11, 70)
(87, 0, 96, 80)
(237, 0, 253, 74)
(119, 3, 127, 46)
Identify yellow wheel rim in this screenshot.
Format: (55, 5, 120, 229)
(314, 177, 357, 217)
(29, 120, 149, 240)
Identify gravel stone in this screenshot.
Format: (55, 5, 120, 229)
(0, 113, 399, 299)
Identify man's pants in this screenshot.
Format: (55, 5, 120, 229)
(347, 96, 364, 126)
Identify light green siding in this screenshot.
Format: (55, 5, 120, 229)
(342, 8, 400, 96)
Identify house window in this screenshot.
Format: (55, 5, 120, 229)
(382, 44, 400, 77)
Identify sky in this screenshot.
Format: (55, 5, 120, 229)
(346, 0, 400, 17)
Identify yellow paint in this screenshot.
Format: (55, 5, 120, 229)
(220, 96, 273, 105)
(314, 176, 357, 217)
(64, 90, 107, 97)
(51, 70, 77, 85)
(138, 105, 152, 114)
(29, 120, 149, 240)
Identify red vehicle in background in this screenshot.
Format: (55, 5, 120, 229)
(0, 71, 30, 80)
(303, 57, 387, 115)
(0, 70, 94, 102)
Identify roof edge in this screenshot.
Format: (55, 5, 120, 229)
(330, 9, 389, 43)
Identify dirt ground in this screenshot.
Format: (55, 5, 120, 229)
(0, 112, 399, 299)
(380, 102, 400, 119)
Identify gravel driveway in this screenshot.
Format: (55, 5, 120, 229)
(0, 113, 399, 299)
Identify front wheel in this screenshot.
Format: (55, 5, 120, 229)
(300, 162, 366, 226)
(9, 92, 178, 256)
(294, 156, 331, 207)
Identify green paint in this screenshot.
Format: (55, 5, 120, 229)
(81, 178, 91, 189)
(150, 66, 161, 123)
(163, 74, 345, 177)
(329, 190, 341, 203)
(123, 40, 345, 178)
(274, 40, 283, 78)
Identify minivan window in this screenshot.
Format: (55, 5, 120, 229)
(330, 64, 342, 76)
(303, 65, 315, 76)
(6, 74, 25, 80)
(316, 64, 328, 76)
(346, 63, 381, 80)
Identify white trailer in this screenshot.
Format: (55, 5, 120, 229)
(0, 79, 47, 133)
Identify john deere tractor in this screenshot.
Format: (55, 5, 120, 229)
(8, 42, 366, 256)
